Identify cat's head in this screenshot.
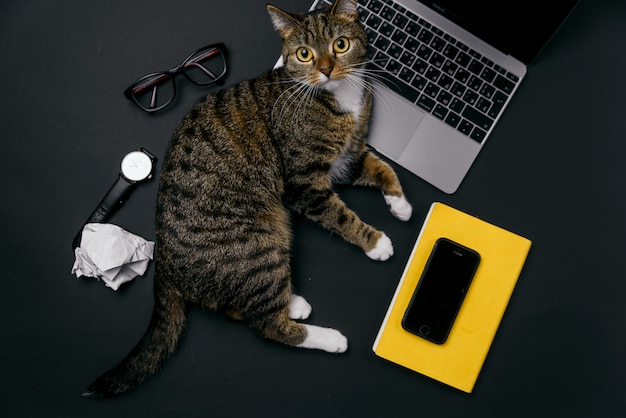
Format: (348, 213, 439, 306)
(268, 0, 367, 89)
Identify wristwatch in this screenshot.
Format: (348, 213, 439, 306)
(72, 148, 156, 249)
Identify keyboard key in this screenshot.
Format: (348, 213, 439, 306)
(405, 21, 421, 37)
(467, 59, 484, 75)
(479, 67, 497, 83)
(399, 51, 416, 67)
(369, 0, 383, 14)
(374, 36, 392, 51)
(359, 9, 370, 24)
(424, 82, 440, 98)
(475, 97, 491, 113)
(441, 60, 458, 76)
(430, 26, 443, 36)
(381, 5, 395, 21)
(379, 22, 394, 38)
(449, 97, 464, 113)
(450, 81, 466, 97)
(494, 74, 514, 94)
(391, 29, 408, 45)
(412, 58, 428, 74)
(373, 51, 390, 67)
(417, 28, 434, 44)
(479, 83, 496, 99)
(388, 43, 403, 59)
(442, 43, 459, 60)
(411, 74, 427, 91)
(433, 104, 448, 120)
(445, 111, 461, 128)
(392, 13, 408, 29)
(467, 75, 483, 91)
(454, 51, 471, 67)
(437, 74, 453, 90)
(367, 15, 382, 30)
(429, 51, 445, 68)
(417, 94, 436, 112)
(416, 44, 433, 60)
(405, 38, 420, 53)
(398, 66, 415, 84)
(488, 91, 507, 118)
(470, 127, 487, 143)
(386, 59, 403, 76)
(462, 106, 493, 131)
(506, 72, 520, 83)
(454, 68, 470, 83)
(458, 120, 473, 135)
(425, 67, 441, 82)
(436, 90, 453, 106)
(430, 36, 446, 52)
(463, 90, 478, 106)
(365, 27, 378, 45)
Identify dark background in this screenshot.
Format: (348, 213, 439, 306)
(2, 0, 625, 417)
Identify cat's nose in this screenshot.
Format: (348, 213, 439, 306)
(320, 66, 333, 77)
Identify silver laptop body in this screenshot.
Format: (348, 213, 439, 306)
(308, 0, 578, 193)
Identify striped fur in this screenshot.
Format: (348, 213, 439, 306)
(83, 0, 411, 398)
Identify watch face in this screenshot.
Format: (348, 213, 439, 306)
(121, 151, 153, 182)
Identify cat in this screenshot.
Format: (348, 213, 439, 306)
(83, 0, 412, 398)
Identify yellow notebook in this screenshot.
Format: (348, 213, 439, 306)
(372, 202, 532, 393)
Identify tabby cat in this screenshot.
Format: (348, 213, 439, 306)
(83, 0, 412, 398)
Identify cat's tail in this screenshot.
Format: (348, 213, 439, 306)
(81, 287, 186, 399)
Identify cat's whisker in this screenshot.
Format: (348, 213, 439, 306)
(272, 78, 311, 125)
(346, 68, 395, 114)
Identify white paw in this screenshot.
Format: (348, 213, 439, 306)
(289, 294, 312, 320)
(297, 324, 348, 353)
(384, 194, 412, 221)
(365, 233, 393, 261)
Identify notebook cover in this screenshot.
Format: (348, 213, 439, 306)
(372, 202, 532, 393)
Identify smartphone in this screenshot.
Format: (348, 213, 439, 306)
(402, 238, 480, 344)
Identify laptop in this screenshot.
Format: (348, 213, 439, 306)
(308, 0, 579, 193)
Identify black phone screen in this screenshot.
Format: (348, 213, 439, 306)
(402, 238, 480, 344)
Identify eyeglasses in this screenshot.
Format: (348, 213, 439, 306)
(124, 43, 227, 113)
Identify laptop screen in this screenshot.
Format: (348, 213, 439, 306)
(418, 0, 579, 64)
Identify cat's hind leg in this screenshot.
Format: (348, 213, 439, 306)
(241, 279, 348, 353)
(353, 152, 413, 221)
(249, 306, 347, 353)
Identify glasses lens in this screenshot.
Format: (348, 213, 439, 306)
(183, 46, 226, 85)
(129, 73, 175, 112)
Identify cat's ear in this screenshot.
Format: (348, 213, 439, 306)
(267, 5, 301, 37)
(329, 0, 359, 20)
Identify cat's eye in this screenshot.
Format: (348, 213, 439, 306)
(296, 47, 313, 62)
(333, 37, 350, 54)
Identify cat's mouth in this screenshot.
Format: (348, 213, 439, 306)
(317, 72, 344, 89)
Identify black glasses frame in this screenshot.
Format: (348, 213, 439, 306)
(124, 42, 228, 113)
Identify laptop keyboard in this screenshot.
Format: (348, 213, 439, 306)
(313, 0, 521, 143)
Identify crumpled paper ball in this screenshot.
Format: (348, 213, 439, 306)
(71, 223, 154, 290)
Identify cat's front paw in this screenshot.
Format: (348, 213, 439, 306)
(384, 194, 412, 221)
(366, 233, 393, 261)
(297, 325, 348, 353)
(289, 294, 312, 320)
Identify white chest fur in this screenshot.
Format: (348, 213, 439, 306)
(323, 75, 366, 119)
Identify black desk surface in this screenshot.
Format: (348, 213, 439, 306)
(2, 1, 625, 416)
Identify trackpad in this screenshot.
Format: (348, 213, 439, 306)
(367, 89, 424, 159)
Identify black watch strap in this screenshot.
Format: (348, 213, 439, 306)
(72, 176, 135, 249)
(87, 175, 135, 224)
